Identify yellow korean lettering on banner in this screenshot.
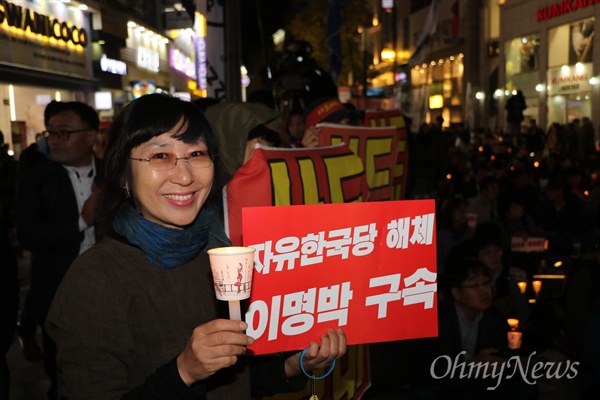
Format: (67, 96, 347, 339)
(365, 137, 394, 190)
(269, 160, 292, 206)
(297, 158, 324, 205)
(323, 153, 364, 203)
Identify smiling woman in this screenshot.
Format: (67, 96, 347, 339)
(97, 93, 223, 237)
(45, 93, 346, 400)
(127, 131, 215, 230)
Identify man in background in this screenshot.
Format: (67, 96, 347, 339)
(15, 101, 103, 400)
(505, 90, 527, 148)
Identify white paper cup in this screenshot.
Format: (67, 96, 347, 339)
(207, 247, 255, 301)
(507, 331, 522, 350)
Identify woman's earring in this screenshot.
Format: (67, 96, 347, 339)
(123, 186, 130, 198)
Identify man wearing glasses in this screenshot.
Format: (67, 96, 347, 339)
(15, 101, 102, 400)
(408, 258, 538, 399)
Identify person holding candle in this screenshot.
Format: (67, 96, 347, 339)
(46, 93, 346, 399)
(439, 259, 509, 364)
(470, 223, 531, 325)
(410, 258, 538, 399)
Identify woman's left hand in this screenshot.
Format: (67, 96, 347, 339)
(284, 328, 347, 378)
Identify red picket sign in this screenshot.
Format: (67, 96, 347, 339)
(242, 200, 438, 355)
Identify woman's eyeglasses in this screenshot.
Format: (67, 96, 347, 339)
(130, 151, 215, 171)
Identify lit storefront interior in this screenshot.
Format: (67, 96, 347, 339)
(546, 18, 594, 124)
(503, 33, 540, 125)
(410, 54, 464, 127)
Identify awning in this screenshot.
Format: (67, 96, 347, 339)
(0, 63, 100, 92)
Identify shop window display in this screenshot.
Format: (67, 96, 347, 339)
(546, 56, 593, 125)
(505, 34, 540, 78)
(548, 93, 591, 125)
(504, 34, 540, 121)
(410, 55, 464, 126)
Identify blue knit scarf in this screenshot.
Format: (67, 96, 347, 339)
(113, 204, 209, 272)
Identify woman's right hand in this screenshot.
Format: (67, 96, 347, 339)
(177, 319, 255, 386)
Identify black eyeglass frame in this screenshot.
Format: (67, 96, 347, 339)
(460, 280, 492, 290)
(42, 128, 92, 141)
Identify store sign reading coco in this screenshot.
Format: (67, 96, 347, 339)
(0, 0, 92, 78)
(0, 0, 87, 46)
(547, 62, 592, 95)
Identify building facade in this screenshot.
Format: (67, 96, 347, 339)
(500, 0, 600, 132)
(378, 0, 600, 133)
(0, 0, 98, 154)
(0, 0, 218, 156)
(366, 0, 491, 132)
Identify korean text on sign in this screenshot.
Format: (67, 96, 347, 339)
(242, 201, 438, 354)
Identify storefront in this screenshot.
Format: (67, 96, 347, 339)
(500, 0, 600, 131)
(92, 51, 129, 120)
(91, 5, 130, 121)
(546, 17, 594, 123)
(0, 0, 97, 156)
(503, 33, 540, 126)
(165, 11, 208, 100)
(410, 54, 465, 129)
(402, 0, 477, 131)
(120, 21, 171, 102)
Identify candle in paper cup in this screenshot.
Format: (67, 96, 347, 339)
(507, 331, 522, 349)
(507, 318, 519, 331)
(517, 281, 527, 294)
(532, 280, 542, 297)
(207, 247, 256, 301)
(467, 213, 478, 229)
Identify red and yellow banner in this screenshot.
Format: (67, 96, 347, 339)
(363, 110, 409, 200)
(317, 123, 398, 202)
(225, 144, 366, 246)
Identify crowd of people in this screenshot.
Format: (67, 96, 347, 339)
(2, 90, 600, 399)
(396, 114, 600, 399)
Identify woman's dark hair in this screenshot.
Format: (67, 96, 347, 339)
(98, 93, 222, 237)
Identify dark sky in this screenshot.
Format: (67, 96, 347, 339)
(239, 0, 292, 81)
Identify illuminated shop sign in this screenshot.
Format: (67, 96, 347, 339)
(194, 36, 207, 90)
(100, 54, 127, 75)
(170, 48, 196, 79)
(137, 46, 160, 72)
(94, 92, 113, 110)
(547, 62, 592, 94)
(0, 0, 88, 47)
(537, 0, 600, 22)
